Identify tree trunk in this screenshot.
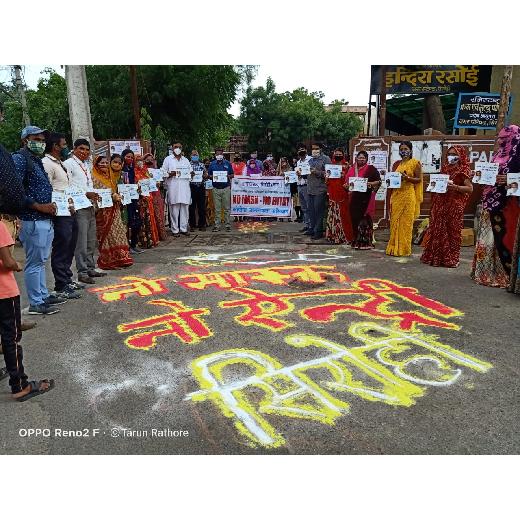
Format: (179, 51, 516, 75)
(423, 95, 446, 133)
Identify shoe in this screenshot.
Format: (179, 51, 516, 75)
(303, 230, 314, 236)
(57, 286, 82, 300)
(181, 231, 190, 236)
(172, 233, 180, 238)
(28, 304, 60, 315)
(130, 247, 145, 254)
(44, 294, 67, 306)
(212, 227, 220, 232)
(300, 227, 309, 233)
(225, 226, 231, 232)
(88, 270, 107, 278)
(199, 227, 206, 232)
(21, 320, 37, 331)
(68, 281, 86, 290)
(78, 274, 96, 284)
(311, 234, 323, 240)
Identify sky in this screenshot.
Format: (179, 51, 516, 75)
(5, 64, 373, 118)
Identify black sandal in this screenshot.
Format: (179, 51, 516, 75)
(16, 379, 55, 402)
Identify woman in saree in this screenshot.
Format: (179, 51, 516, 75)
(386, 141, 423, 257)
(421, 146, 473, 268)
(134, 155, 159, 249)
(121, 149, 144, 254)
(471, 125, 520, 287)
(325, 148, 353, 244)
(276, 157, 297, 221)
(344, 150, 381, 249)
(143, 153, 167, 241)
(91, 155, 133, 270)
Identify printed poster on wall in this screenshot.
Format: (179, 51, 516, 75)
(506, 173, 520, 196)
(367, 150, 388, 176)
(109, 140, 142, 156)
(390, 141, 442, 174)
(231, 177, 292, 217)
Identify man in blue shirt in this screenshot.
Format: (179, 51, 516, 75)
(12, 126, 64, 315)
(208, 147, 234, 232)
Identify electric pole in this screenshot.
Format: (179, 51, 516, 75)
(65, 65, 95, 146)
(495, 66, 513, 145)
(12, 65, 30, 126)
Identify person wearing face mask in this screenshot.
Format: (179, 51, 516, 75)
(263, 153, 277, 177)
(12, 126, 65, 315)
(189, 149, 208, 231)
(250, 151, 264, 173)
(134, 154, 159, 248)
(296, 145, 312, 231)
(63, 139, 105, 283)
(203, 157, 215, 227)
(160, 141, 192, 237)
(306, 142, 331, 240)
(142, 153, 167, 241)
(43, 133, 82, 300)
(420, 146, 473, 268)
(385, 141, 423, 257)
(208, 147, 234, 232)
(325, 148, 353, 244)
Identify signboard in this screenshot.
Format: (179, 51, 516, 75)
(109, 140, 143, 156)
(231, 177, 292, 217)
(370, 66, 492, 95)
(454, 92, 512, 129)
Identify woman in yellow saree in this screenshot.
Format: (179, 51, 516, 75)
(386, 141, 423, 257)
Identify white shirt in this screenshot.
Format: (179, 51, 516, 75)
(297, 155, 312, 186)
(161, 155, 192, 205)
(63, 155, 93, 191)
(42, 154, 72, 192)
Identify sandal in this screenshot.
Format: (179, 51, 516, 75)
(16, 379, 55, 402)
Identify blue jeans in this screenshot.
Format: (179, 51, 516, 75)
(19, 219, 54, 306)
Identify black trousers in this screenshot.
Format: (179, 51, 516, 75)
(189, 184, 206, 229)
(51, 215, 78, 291)
(0, 295, 27, 393)
(308, 193, 327, 237)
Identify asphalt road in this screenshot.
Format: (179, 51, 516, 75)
(1, 222, 518, 455)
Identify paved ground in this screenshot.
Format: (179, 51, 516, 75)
(1, 220, 518, 455)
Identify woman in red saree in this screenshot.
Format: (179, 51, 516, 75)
(421, 146, 473, 268)
(344, 151, 381, 249)
(325, 148, 353, 244)
(134, 155, 159, 249)
(92, 155, 133, 270)
(143, 153, 167, 241)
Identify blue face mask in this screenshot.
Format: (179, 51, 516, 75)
(191, 155, 199, 162)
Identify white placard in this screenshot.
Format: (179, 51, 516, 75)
(349, 177, 368, 192)
(384, 172, 402, 189)
(375, 185, 387, 201)
(426, 174, 449, 194)
(191, 171, 204, 183)
(284, 171, 298, 184)
(177, 166, 192, 180)
(147, 178, 159, 192)
(139, 179, 150, 197)
(507, 172, 520, 196)
(473, 162, 499, 185)
(325, 164, 343, 179)
(109, 140, 142, 156)
(52, 192, 72, 216)
(205, 179, 213, 190)
(95, 189, 114, 208)
(213, 171, 229, 183)
(126, 184, 139, 200)
(297, 164, 311, 177)
(117, 184, 131, 205)
(148, 168, 164, 182)
(65, 187, 92, 210)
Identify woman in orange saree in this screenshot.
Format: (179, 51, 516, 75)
(134, 155, 159, 249)
(143, 153, 167, 241)
(91, 155, 133, 270)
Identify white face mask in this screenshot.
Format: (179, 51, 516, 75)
(216, 154, 224, 161)
(311, 149, 320, 158)
(267, 155, 273, 160)
(447, 155, 459, 164)
(173, 147, 182, 155)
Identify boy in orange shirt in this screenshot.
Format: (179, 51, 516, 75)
(0, 220, 54, 401)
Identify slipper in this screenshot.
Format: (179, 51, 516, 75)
(0, 367, 8, 381)
(16, 379, 55, 402)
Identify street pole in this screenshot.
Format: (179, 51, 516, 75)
(129, 66, 141, 139)
(12, 65, 30, 126)
(65, 65, 95, 146)
(495, 66, 513, 149)
(379, 66, 387, 136)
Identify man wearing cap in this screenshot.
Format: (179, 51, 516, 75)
(208, 148, 234, 232)
(12, 126, 64, 315)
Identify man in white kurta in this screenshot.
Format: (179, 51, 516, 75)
(161, 142, 192, 236)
